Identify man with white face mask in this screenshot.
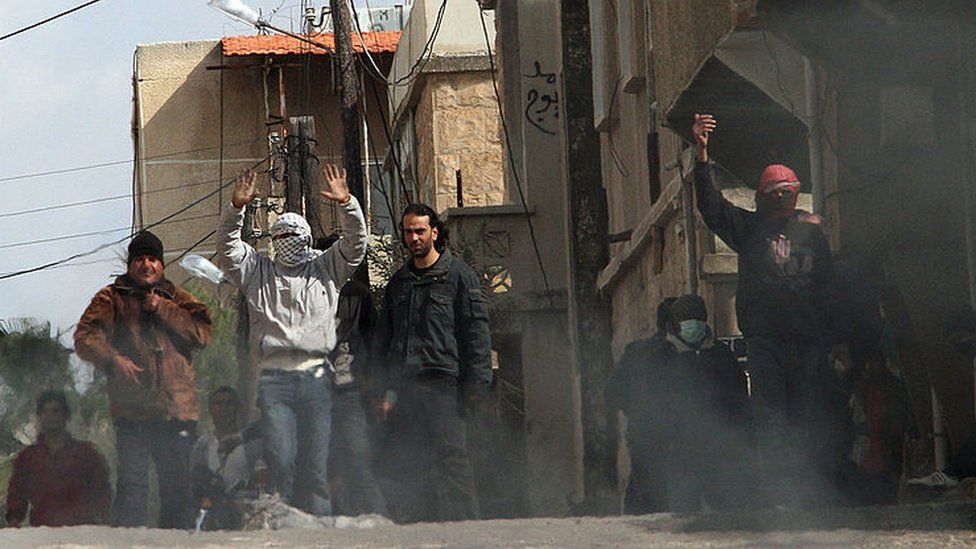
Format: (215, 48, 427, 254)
(216, 164, 366, 516)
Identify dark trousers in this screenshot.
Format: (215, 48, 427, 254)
(258, 369, 332, 516)
(386, 375, 479, 522)
(328, 388, 387, 516)
(663, 439, 757, 513)
(112, 418, 196, 528)
(946, 430, 976, 479)
(748, 335, 842, 508)
(624, 441, 668, 515)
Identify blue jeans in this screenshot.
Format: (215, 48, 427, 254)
(258, 368, 333, 516)
(112, 418, 196, 528)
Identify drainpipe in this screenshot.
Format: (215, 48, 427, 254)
(804, 57, 825, 215)
(132, 52, 148, 231)
(956, 19, 976, 422)
(678, 149, 699, 295)
(931, 383, 949, 471)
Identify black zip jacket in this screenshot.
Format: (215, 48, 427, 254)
(373, 249, 492, 397)
(606, 334, 751, 453)
(694, 161, 832, 338)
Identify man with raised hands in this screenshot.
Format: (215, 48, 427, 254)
(216, 164, 366, 516)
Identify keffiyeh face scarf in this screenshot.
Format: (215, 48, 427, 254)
(271, 213, 315, 267)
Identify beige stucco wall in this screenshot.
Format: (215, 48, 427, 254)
(390, 0, 496, 117)
(599, 0, 739, 358)
(133, 40, 392, 282)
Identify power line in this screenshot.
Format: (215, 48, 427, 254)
(170, 230, 218, 267)
(349, 0, 447, 89)
(0, 213, 219, 252)
(477, 6, 553, 301)
(0, 174, 247, 220)
(0, 0, 104, 43)
(0, 138, 267, 184)
(0, 155, 270, 281)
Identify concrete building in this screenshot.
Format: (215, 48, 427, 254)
(131, 30, 401, 276)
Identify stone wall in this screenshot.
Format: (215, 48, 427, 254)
(425, 72, 505, 211)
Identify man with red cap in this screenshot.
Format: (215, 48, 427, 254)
(691, 114, 835, 508)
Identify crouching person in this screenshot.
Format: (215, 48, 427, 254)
(647, 295, 754, 512)
(75, 231, 213, 528)
(190, 386, 266, 530)
(5, 391, 112, 527)
(217, 166, 366, 516)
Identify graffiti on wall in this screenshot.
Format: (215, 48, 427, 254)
(523, 61, 559, 136)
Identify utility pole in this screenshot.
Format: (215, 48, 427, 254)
(559, 0, 617, 514)
(331, 0, 367, 279)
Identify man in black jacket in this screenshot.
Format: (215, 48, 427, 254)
(372, 203, 492, 522)
(607, 295, 752, 512)
(606, 297, 676, 514)
(691, 114, 834, 507)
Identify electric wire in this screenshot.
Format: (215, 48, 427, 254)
(0, 174, 252, 220)
(0, 0, 104, 43)
(0, 155, 271, 281)
(365, 62, 410, 202)
(0, 138, 268, 184)
(0, 213, 220, 252)
(170, 229, 219, 267)
(350, 0, 448, 89)
(477, 5, 553, 302)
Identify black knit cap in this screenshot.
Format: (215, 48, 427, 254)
(670, 294, 707, 322)
(128, 231, 164, 265)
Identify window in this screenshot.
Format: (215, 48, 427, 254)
(617, 0, 646, 93)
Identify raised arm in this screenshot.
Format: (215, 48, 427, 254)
(692, 113, 749, 251)
(216, 170, 262, 288)
(315, 164, 367, 283)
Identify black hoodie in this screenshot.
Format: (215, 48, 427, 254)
(694, 161, 833, 338)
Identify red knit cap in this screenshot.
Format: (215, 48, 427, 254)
(758, 164, 800, 194)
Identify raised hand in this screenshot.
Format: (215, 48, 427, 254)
(692, 113, 717, 162)
(320, 164, 351, 204)
(232, 170, 259, 208)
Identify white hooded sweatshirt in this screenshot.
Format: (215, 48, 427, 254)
(216, 198, 367, 371)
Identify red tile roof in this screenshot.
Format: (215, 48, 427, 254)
(222, 30, 401, 57)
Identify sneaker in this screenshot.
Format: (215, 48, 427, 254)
(907, 471, 960, 488)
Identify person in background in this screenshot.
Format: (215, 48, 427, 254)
(313, 235, 388, 517)
(190, 386, 266, 530)
(75, 230, 212, 528)
(5, 390, 112, 527)
(660, 295, 753, 511)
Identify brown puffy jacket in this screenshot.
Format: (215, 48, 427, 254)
(74, 275, 212, 422)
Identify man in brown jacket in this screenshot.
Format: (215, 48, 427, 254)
(75, 231, 212, 528)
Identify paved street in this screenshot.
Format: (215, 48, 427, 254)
(2, 502, 975, 548)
